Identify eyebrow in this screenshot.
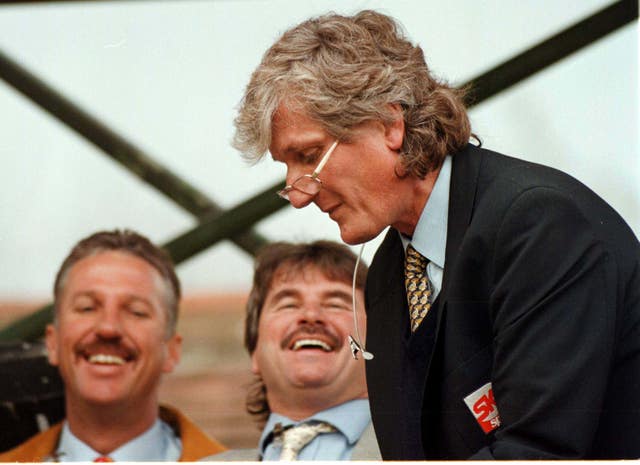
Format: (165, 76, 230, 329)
(70, 291, 153, 307)
(267, 288, 353, 305)
(322, 290, 353, 302)
(271, 136, 326, 160)
(268, 288, 302, 302)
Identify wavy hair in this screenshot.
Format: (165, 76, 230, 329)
(234, 10, 471, 178)
(245, 240, 368, 428)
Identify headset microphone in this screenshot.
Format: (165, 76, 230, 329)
(349, 243, 374, 360)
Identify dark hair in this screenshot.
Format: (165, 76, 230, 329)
(53, 229, 181, 335)
(244, 240, 368, 427)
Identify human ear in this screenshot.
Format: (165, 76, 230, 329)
(384, 103, 405, 151)
(162, 334, 183, 373)
(45, 324, 59, 366)
(251, 351, 261, 376)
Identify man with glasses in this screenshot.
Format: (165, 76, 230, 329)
(230, 9, 640, 460)
(206, 241, 380, 461)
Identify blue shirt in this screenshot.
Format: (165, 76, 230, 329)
(260, 399, 371, 460)
(54, 418, 182, 461)
(399, 155, 451, 300)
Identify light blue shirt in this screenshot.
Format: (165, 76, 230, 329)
(54, 418, 182, 461)
(260, 399, 371, 461)
(399, 155, 451, 300)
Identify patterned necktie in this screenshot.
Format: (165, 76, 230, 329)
(404, 244, 433, 332)
(277, 421, 337, 460)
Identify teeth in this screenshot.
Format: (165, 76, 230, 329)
(88, 354, 125, 365)
(292, 339, 331, 352)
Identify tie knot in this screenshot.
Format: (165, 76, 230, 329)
(277, 421, 336, 460)
(93, 457, 114, 462)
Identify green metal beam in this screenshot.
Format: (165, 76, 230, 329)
(465, 0, 638, 106)
(0, 304, 54, 343)
(0, 48, 269, 256)
(164, 180, 287, 264)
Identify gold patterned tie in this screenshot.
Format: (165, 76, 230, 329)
(404, 244, 433, 332)
(277, 421, 336, 460)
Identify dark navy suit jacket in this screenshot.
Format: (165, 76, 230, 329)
(365, 144, 640, 459)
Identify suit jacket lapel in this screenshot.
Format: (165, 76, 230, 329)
(442, 144, 483, 298)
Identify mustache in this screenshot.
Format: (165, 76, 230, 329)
(280, 323, 342, 350)
(77, 339, 138, 360)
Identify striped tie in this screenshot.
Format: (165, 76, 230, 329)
(404, 244, 433, 332)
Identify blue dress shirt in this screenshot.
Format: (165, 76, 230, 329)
(55, 418, 182, 461)
(399, 155, 451, 300)
(259, 399, 371, 461)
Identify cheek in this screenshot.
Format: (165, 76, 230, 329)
(257, 315, 289, 343)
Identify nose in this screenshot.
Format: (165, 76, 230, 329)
(287, 190, 316, 209)
(299, 303, 325, 324)
(94, 306, 123, 339)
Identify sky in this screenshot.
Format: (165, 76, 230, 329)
(0, 0, 637, 300)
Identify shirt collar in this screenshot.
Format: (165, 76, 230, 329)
(399, 155, 451, 268)
(57, 417, 181, 461)
(259, 398, 371, 452)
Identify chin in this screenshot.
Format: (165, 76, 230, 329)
(73, 383, 129, 407)
(290, 369, 333, 388)
(338, 216, 385, 245)
(339, 228, 376, 246)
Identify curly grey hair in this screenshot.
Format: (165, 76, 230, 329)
(233, 10, 471, 178)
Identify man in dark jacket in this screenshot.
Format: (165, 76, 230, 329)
(230, 9, 640, 459)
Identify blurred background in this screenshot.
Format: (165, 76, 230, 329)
(0, 0, 637, 449)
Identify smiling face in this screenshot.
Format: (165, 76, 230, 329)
(270, 103, 424, 243)
(251, 265, 367, 417)
(46, 251, 181, 413)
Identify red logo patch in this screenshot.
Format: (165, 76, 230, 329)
(463, 382, 501, 434)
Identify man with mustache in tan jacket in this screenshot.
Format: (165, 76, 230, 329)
(0, 230, 225, 462)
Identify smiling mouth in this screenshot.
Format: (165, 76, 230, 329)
(291, 339, 332, 352)
(87, 354, 126, 365)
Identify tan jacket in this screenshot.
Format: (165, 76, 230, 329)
(0, 405, 225, 462)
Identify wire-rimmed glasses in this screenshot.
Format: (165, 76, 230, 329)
(277, 140, 339, 202)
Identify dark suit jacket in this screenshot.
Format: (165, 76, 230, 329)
(365, 144, 640, 459)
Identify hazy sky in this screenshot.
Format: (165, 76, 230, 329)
(0, 0, 637, 299)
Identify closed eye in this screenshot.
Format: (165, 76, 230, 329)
(323, 299, 351, 311)
(299, 151, 321, 165)
(275, 300, 300, 311)
(72, 295, 98, 313)
(128, 307, 150, 318)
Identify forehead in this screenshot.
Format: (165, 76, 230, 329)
(270, 104, 328, 158)
(62, 250, 165, 297)
(266, 265, 351, 299)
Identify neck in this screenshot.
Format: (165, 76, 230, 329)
(268, 387, 368, 421)
(392, 166, 441, 237)
(64, 397, 158, 455)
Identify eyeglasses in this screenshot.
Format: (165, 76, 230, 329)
(277, 140, 339, 202)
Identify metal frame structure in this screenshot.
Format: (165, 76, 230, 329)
(0, 0, 637, 341)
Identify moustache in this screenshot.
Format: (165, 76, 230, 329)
(280, 323, 342, 351)
(77, 339, 138, 361)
